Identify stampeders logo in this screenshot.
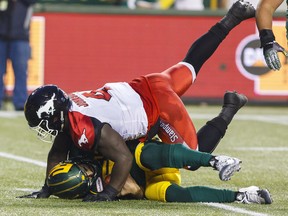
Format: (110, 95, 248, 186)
(78, 128, 88, 147)
(36, 93, 56, 118)
(159, 121, 179, 143)
(236, 22, 288, 95)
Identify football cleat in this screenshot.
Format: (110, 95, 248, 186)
(236, 186, 273, 204)
(226, 0, 255, 22)
(223, 91, 248, 112)
(209, 155, 242, 181)
(220, 0, 255, 31)
(219, 91, 248, 124)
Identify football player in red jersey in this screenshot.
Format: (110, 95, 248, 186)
(20, 1, 254, 202)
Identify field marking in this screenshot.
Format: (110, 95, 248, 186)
(236, 147, 288, 151)
(0, 152, 270, 216)
(15, 188, 36, 192)
(0, 152, 46, 167)
(0, 111, 24, 118)
(202, 203, 269, 216)
(189, 113, 288, 126)
(1, 111, 287, 126)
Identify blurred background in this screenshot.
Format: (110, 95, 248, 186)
(2, 0, 288, 109)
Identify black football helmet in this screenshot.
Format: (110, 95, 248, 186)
(47, 160, 103, 199)
(24, 85, 71, 143)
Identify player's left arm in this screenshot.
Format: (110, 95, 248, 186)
(102, 160, 144, 200)
(98, 124, 133, 192)
(46, 133, 71, 177)
(256, 0, 287, 71)
(83, 124, 133, 202)
(256, 0, 283, 30)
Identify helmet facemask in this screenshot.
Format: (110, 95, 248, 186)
(30, 110, 65, 143)
(30, 119, 59, 143)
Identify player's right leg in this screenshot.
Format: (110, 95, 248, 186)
(183, 0, 255, 74)
(144, 71, 199, 150)
(136, 141, 241, 181)
(165, 184, 272, 204)
(163, 0, 255, 97)
(197, 91, 248, 154)
(146, 181, 272, 203)
(145, 180, 238, 203)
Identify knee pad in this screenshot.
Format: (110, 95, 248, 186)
(145, 181, 172, 202)
(146, 169, 181, 185)
(135, 142, 150, 171)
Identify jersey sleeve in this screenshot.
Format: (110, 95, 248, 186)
(68, 111, 104, 151)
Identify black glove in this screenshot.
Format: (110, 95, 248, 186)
(82, 185, 118, 202)
(260, 29, 288, 71)
(17, 183, 50, 199)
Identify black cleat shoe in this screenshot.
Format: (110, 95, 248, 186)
(227, 0, 255, 22)
(223, 91, 248, 112)
(219, 91, 248, 125)
(220, 0, 255, 31)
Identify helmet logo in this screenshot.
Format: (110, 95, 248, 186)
(36, 93, 56, 118)
(78, 128, 88, 147)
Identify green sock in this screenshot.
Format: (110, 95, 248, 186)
(166, 184, 236, 203)
(140, 142, 213, 170)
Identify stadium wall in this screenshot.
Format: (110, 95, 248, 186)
(30, 7, 288, 104)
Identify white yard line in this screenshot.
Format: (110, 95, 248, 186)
(0, 152, 46, 167)
(1, 110, 287, 126)
(236, 147, 288, 151)
(202, 203, 269, 216)
(189, 113, 288, 126)
(0, 151, 269, 216)
(0, 111, 24, 118)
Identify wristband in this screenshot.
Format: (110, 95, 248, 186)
(103, 185, 119, 198)
(259, 29, 275, 48)
(42, 180, 50, 194)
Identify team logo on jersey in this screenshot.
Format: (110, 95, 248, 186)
(236, 22, 288, 95)
(36, 93, 56, 118)
(159, 121, 179, 143)
(78, 128, 88, 147)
